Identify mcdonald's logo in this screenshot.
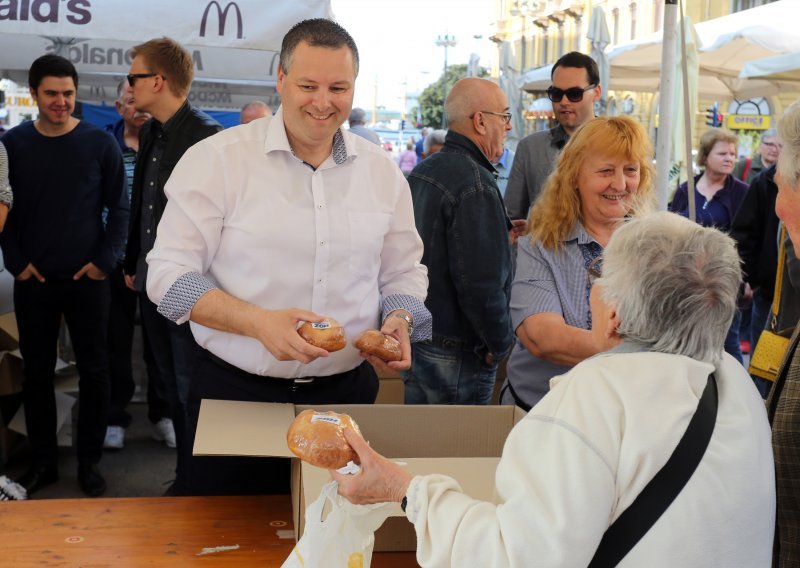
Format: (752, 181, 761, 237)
(200, 1, 243, 39)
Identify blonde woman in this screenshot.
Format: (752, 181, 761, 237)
(500, 116, 654, 410)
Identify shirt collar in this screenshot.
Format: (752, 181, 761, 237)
(564, 221, 597, 246)
(153, 99, 190, 137)
(551, 123, 569, 149)
(265, 105, 349, 167)
(496, 147, 511, 169)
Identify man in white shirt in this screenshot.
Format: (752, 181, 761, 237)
(145, 18, 430, 495)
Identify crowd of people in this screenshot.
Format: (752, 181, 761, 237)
(0, 14, 799, 567)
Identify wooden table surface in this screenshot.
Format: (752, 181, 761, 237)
(0, 495, 420, 567)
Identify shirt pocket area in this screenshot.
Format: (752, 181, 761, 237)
(347, 211, 392, 281)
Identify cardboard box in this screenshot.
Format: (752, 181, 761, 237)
(194, 400, 527, 551)
(0, 312, 23, 397)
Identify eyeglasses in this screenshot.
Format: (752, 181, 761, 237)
(127, 73, 159, 87)
(587, 256, 603, 288)
(479, 110, 512, 124)
(762, 141, 782, 150)
(546, 84, 597, 103)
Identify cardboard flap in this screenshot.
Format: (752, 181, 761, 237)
(193, 399, 297, 457)
(298, 404, 519, 458)
(0, 313, 18, 351)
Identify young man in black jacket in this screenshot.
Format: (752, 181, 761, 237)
(124, 38, 222, 494)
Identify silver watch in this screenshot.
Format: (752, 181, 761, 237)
(388, 312, 414, 336)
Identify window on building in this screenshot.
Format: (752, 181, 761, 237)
(630, 2, 637, 41)
(732, 0, 777, 10)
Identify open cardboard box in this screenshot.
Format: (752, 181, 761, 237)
(194, 400, 527, 551)
(0, 312, 23, 397)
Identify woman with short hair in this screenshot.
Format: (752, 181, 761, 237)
(334, 211, 775, 568)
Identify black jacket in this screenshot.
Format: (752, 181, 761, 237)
(730, 165, 780, 298)
(124, 102, 222, 275)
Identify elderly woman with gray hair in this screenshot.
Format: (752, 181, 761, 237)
(333, 211, 775, 567)
(768, 98, 800, 566)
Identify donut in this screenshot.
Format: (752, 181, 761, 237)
(353, 330, 402, 362)
(297, 318, 346, 352)
(286, 410, 360, 469)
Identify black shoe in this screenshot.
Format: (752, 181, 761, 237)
(78, 463, 107, 497)
(17, 464, 58, 495)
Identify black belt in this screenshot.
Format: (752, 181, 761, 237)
(203, 349, 344, 387)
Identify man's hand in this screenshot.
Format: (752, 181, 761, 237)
(509, 219, 527, 246)
(0, 203, 9, 233)
(331, 428, 412, 506)
(16, 263, 45, 283)
(254, 308, 332, 364)
(360, 312, 412, 373)
(73, 262, 106, 281)
(124, 273, 136, 291)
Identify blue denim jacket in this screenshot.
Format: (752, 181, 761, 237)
(408, 131, 514, 359)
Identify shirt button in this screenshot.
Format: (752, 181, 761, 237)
(148, 205, 153, 209)
(319, 241, 324, 246)
(318, 278, 323, 283)
(318, 204, 323, 209)
(150, 181, 154, 186)
(146, 229, 151, 234)
(152, 157, 157, 162)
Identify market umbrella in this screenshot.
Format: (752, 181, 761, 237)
(740, 51, 800, 82)
(587, 6, 611, 114)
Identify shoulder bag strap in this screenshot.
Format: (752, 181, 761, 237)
(588, 372, 718, 568)
(741, 156, 752, 181)
(769, 224, 788, 332)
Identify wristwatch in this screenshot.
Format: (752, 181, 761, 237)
(388, 312, 414, 336)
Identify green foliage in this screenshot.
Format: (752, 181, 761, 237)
(417, 64, 488, 129)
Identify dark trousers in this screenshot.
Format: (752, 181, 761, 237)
(14, 277, 110, 468)
(107, 266, 169, 427)
(182, 350, 379, 496)
(138, 293, 198, 486)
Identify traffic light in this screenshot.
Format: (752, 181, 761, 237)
(400, 119, 406, 131)
(705, 102, 723, 127)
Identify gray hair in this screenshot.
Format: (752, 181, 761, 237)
(778, 100, 800, 190)
(423, 129, 447, 155)
(599, 211, 741, 363)
(761, 127, 778, 143)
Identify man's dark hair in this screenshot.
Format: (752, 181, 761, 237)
(280, 18, 359, 77)
(28, 54, 79, 91)
(551, 51, 600, 86)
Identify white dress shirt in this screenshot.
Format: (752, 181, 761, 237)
(146, 108, 430, 378)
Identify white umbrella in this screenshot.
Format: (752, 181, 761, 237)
(587, 6, 611, 113)
(607, 0, 800, 99)
(500, 41, 524, 150)
(740, 51, 800, 82)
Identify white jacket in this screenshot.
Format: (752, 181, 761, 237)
(406, 350, 775, 567)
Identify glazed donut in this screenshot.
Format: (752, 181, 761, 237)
(297, 318, 346, 352)
(286, 410, 360, 469)
(354, 330, 402, 362)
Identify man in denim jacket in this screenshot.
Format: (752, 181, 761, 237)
(405, 78, 514, 405)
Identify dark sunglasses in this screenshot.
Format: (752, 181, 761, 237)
(546, 84, 597, 103)
(127, 73, 159, 87)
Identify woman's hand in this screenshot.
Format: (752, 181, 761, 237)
(331, 428, 412, 506)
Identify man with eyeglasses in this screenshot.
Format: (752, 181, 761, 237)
(404, 78, 515, 405)
(0, 54, 128, 497)
(733, 128, 781, 185)
(124, 37, 222, 495)
(505, 52, 601, 223)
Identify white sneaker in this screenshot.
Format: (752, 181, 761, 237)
(152, 418, 176, 448)
(0, 475, 27, 500)
(103, 425, 125, 450)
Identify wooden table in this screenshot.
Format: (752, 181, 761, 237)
(0, 495, 420, 567)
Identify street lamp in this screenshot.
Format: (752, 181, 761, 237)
(435, 34, 457, 128)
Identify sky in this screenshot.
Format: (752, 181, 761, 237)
(329, 0, 498, 114)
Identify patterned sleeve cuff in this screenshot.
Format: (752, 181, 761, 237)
(0, 186, 13, 209)
(383, 294, 432, 343)
(157, 271, 217, 322)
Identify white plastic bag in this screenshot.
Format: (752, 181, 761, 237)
(281, 480, 395, 568)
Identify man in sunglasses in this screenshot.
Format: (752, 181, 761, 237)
(124, 37, 222, 495)
(505, 52, 601, 223)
